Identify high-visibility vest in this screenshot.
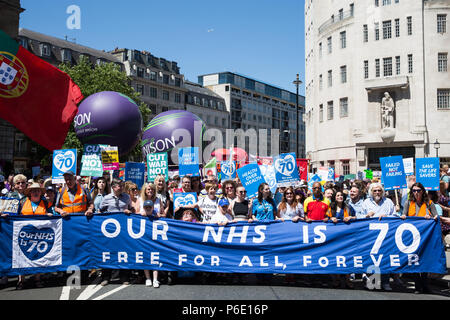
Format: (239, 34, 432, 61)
(407, 200, 433, 217)
(327, 207, 351, 219)
(21, 199, 48, 216)
(60, 184, 87, 214)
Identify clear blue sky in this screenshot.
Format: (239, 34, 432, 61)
(20, 0, 305, 95)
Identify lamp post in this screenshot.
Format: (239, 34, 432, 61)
(434, 139, 440, 158)
(293, 74, 303, 157)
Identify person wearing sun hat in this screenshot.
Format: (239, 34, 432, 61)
(20, 182, 52, 216)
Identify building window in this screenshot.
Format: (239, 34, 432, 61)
(319, 104, 323, 122)
(375, 59, 380, 77)
(136, 84, 144, 95)
(327, 36, 332, 53)
(383, 20, 392, 39)
(175, 93, 181, 103)
(407, 16, 412, 35)
(319, 42, 322, 58)
(340, 65, 347, 83)
(40, 44, 51, 57)
(61, 49, 71, 62)
(319, 74, 323, 90)
(383, 57, 393, 76)
(137, 67, 144, 78)
(395, 19, 400, 37)
(340, 31, 346, 49)
(150, 87, 157, 98)
(438, 53, 448, 72)
(150, 71, 157, 81)
(375, 0, 379, 6)
(342, 160, 350, 175)
(163, 74, 169, 84)
(327, 101, 334, 120)
(175, 78, 181, 87)
(375, 22, 380, 41)
(328, 70, 332, 87)
(437, 14, 447, 33)
(437, 89, 450, 110)
(383, 0, 391, 5)
(364, 60, 369, 79)
(408, 54, 413, 73)
(396, 56, 401, 75)
(340, 98, 348, 117)
(363, 24, 368, 42)
(339, 8, 344, 20)
(162, 90, 169, 101)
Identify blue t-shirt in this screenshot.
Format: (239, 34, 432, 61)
(252, 198, 276, 221)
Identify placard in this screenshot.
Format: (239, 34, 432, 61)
(52, 149, 77, 184)
(380, 155, 407, 190)
(416, 157, 440, 191)
(236, 163, 266, 199)
(173, 192, 198, 209)
(147, 153, 168, 182)
(273, 153, 300, 186)
(125, 162, 146, 189)
(178, 147, 199, 177)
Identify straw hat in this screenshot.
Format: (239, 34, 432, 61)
(24, 183, 45, 198)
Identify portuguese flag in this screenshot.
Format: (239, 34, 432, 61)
(0, 29, 83, 151)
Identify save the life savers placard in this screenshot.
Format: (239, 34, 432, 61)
(0, 214, 445, 276)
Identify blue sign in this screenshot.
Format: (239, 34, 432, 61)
(274, 153, 300, 186)
(380, 156, 407, 190)
(173, 192, 198, 209)
(0, 214, 445, 276)
(178, 147, 199, 177)
(52, 149, 77, 183)
(237, 163, 266, 199)
(308, 174, 322, 191)
(125, 162, 146, 189)
(416, 157, 440, 191)
(327, 167, 335, 181)
(220, 161, 236, 181)
(260, 164, 277, 194)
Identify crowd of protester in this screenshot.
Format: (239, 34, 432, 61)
(0, 164, 449, 294)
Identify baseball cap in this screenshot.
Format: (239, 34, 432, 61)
(46, 185, 56, 193)
(143, 200, 154, 208)
(219, 198, 229, 207)
(63, 170, 75, 177)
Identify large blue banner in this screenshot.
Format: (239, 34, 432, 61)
(0, 214, 445, 276)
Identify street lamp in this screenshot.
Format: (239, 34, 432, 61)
(434, 139, 440, 157)
(293, 74, 303, 157)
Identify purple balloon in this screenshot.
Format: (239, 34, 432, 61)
(74, 91, 142, 155)
(141, 110, 205, 161)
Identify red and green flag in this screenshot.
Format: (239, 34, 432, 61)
(0, 29, 83, 151)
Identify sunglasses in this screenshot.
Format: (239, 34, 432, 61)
(412, 189, 422, 193)
(238, 190, 247, 194)
(285, 192, 293, 195)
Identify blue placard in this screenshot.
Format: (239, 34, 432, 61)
(173, 192, 198, 209)
(259, 164, 277, 194)
(0, 214, 445, 277)
(308, 174, 322, 191)
(178, 147, 199, 177)
(380, 155, 407, 190)
(220, 161, 236, 181)
(273, 153, 300, 186)
(125, 162, 146, 189)
(52, 149, 77, 183)
(236, 163, 266, 199)
(416, 157, 440, 191)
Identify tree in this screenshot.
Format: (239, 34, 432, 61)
(36, 56, 151, 167)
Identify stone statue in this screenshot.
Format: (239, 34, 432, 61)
(381, 92, 395, 129)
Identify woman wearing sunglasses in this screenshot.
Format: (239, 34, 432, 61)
(277, 186, 304, 222)
(230, 185, 252, 222)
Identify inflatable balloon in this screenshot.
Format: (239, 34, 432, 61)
(74, 91, 142, 155)
(141, 110, 205, 163)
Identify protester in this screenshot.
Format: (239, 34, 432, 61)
(20, 182, 52, 216)
(126, 182, 142, 214)
(44, 185, 57, 215)
(361, 182, 396, 291)
(251, 183, 278, 221)
(6, 174, 27, 201)
(91, 177, 110, 213)
(99, 178, 134, 286)
(154, 174, 170, 216)
(323, 187, 334, 201)
(140, 182, 164, 216)
(221, 180, 237, 203)
(55, 171, 94, 217)
(191, 175, 202, 195)
(230, 185, 252, 222)
(304, 182, 330, 223)
(277, 186, 304, 222)
(4, 173, 14, 192)
(347, 185, 365, 219)
(141, 200, 161, 288)
(175, 176, 192, 193)
(210, 198, 233, 225)
(190, 183, 219, 223)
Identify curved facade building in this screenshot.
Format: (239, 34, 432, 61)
(305, 0, 449, 174)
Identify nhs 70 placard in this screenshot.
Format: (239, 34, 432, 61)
(52, 149, 77, 184)
(274, 153, 299, 186)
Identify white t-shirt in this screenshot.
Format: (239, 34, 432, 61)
(197, 196, 219, 223)
(210, 211, 233, 224)
(278, 202, 304, 220)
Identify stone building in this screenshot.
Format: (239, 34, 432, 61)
(305, 0, 450, 174)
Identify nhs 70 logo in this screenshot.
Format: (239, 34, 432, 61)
(12, 220, 62, 269)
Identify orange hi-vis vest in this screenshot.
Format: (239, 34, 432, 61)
(21, 199, 48, 215)
(327, 207, 351, 218)
(60, 184, 87, 214)
(407, 200, 433, 217)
